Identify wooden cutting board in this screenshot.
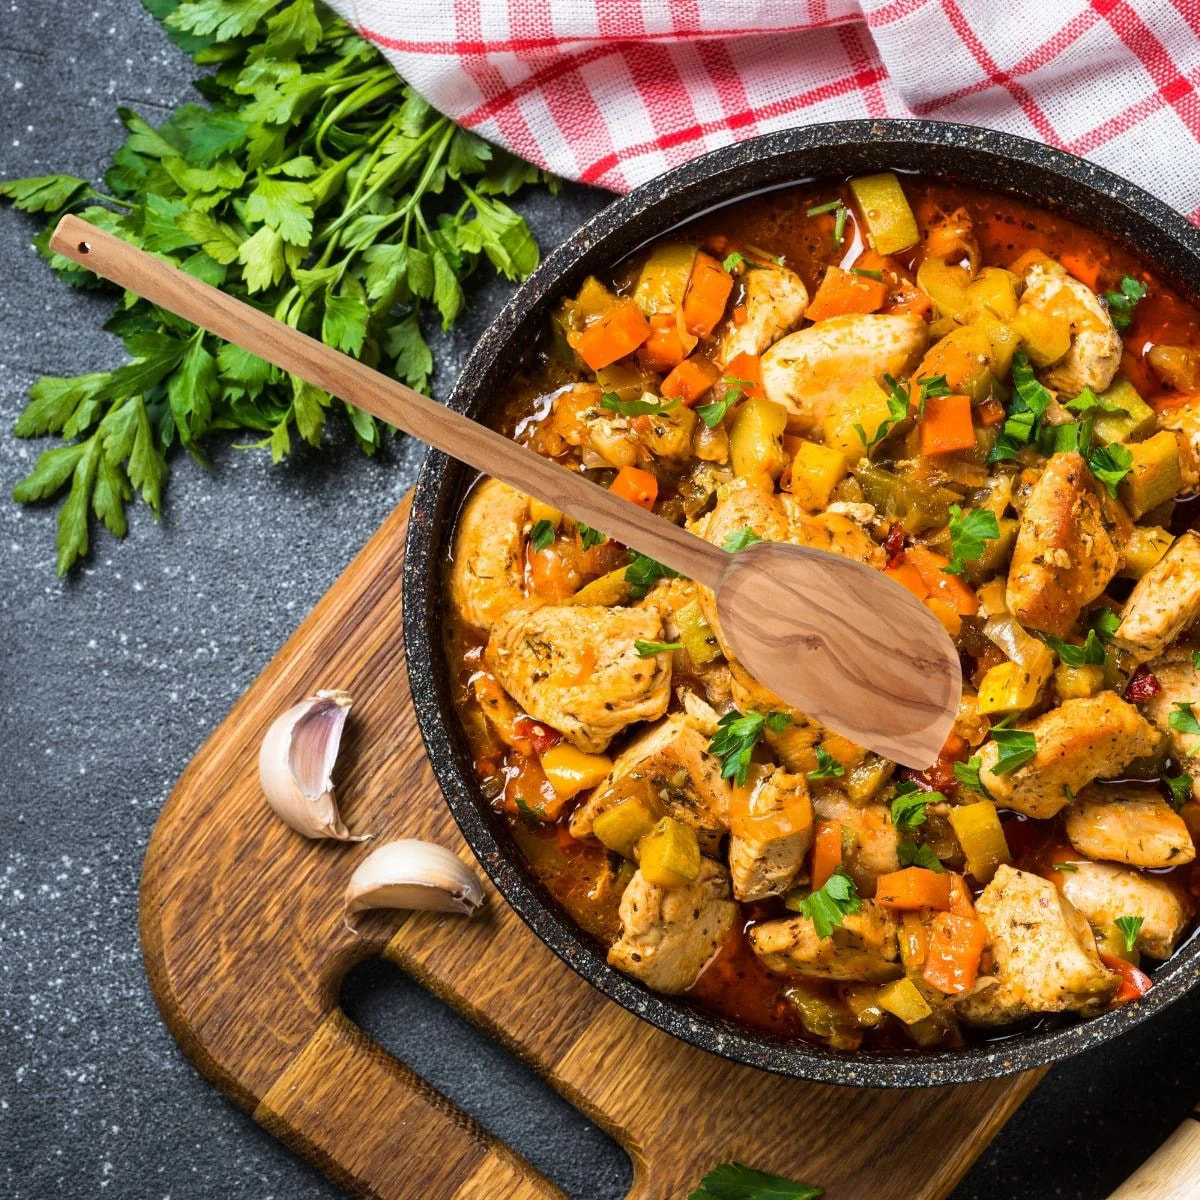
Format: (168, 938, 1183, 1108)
(140, 494, 1041, 1200)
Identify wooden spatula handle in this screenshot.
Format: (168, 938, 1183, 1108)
(49, 215, 726, 589)
(1106, 1107, 1200, 1198)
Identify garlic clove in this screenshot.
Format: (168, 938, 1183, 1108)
(344, 839, 486, 917)
(259, 689, 368, 840)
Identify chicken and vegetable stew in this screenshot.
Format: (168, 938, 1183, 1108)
(445, 173, 1200, 1052)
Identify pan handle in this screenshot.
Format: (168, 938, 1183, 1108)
(1106, 1106, 1200, 1198)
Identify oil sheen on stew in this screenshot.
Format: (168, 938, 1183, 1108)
(444, 173, 1200, 1053)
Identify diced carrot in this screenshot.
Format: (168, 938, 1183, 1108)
(976, 396, 1007, 427)
(731, 303, 748, 326)
(884, 562, 929, 602)
(884, 281, 933, 320)
(683, 252, 735, 337)
(811, 820, 843, 891)
(924, 596, 962, 638)
(609, 465, 658, 509)
(875, 867, 953, 911)
(905, 545, 978, 616)
(853, 248, 896, 277)
(920, 393, 977, 456)
(1059, 251, 1101, 292)
(918, 342, 985, 392)
(575, 300, 651, 370)
(941, 730, 969, 761)
(805, 265, 888, 321)
(946, 872, 978, 920)
(1100, 953, 1154, 1005)
(922, 912, 988, 994)
(637, 312, 688, 373)
(660, 354, 721, 405)
(724, 351, 763, 398)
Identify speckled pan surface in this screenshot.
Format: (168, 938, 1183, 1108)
(404, 120, 1200, 1088)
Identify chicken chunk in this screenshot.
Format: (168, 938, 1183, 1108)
(1114, 531, 1200, 662)
(1006, 451, 1124, 637)
(1142, 648, 1200, 781)
(1058, 861, 1190, 959)
(1158, 397, 1200, 492)
(1065, 786, 1195, 869)
(958, 866, 1115, 1026)
(759, 313, 927, 433)
(978, 693, 1160, 820)
(748, 902, 902, 983)
(1018, 263, 1123, 395)
(729, 768, 813, 902)
(607, 860, 738, 994)
(484, 605, 671, 754)
(569, 713, 731, 853)
(812, 792, 900, 894)
(448, 479, 538, 632)
(716, 261, 809, 365)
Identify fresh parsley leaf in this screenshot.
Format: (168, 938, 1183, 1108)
(722, 251, 745, 272)
(1193, 649, 1200, 671)
(599, 391, 680, 418)
(942, 505, 1000, 576)
(1087, 443, 1133, 499)
(0, 173, 91, 213)
(918, 373, 952, 403)
(696, 397, 733, 428)
(807, 747, 846, 781)
(851, 267, 884, 281)
(1115, 914, 1144, 953)
(795, 868, 861, 940)
(1044, 629, 1106, 667)
(891, 784, 931, 834)
(953, 755, 993, 798)
(1092, 607, 1123, 642)
(529, 519, 556, 552)
(689, 1161, 823, 1200)
(1165, 772, 1192, 810)
(625, 552, 682, 599)
(1168, 702, 1200, 748)
(577, 522, 605, 550)
(634, 639, 683, 657)
(1105, 275, 1148, 331)
(898, 838, 946, 872)
(1065, 387, 1121, 415)
(988, 350, 1053, 462)
(708, 709, 792, 785)
(723, 527, 764, 553)
(990, 728, 1038, 775)
(1050, 862, 1079, 873)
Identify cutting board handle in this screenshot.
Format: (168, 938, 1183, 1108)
(253, 1006, 562, 1199)
(1106, 1107, 1200, 1199)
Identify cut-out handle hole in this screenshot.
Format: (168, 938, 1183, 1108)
(78, 241, 91, 253)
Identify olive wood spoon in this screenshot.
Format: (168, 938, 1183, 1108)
(50, 214, 960, 768)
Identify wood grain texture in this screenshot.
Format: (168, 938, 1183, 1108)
(50, 215, 961, 769)
(141, 494, 1041, 1200)
(1106, 1109, 1200, 1199)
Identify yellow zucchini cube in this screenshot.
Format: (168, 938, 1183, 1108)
(876, 976, 933, 1025)
(1054, 662, 1105, 701)
(1011, 306, 1072, 368)
(677, 599, 720, 665)
(729, 394, 788, 485)
(1119, 430, 1183, 519)
(593, 793, 661, 858)
(786, 439, 848, 510)
(637, 817, 701, 887)
(848, 172, 919, 255)
(540, 745, 613, 802)
(976, 660, 1047, 714)
(1119, 525, 1174, 579)
(821, 379, 894, 464)
(1092, 376, 1156, 446)
(947, 801, 1011, 884)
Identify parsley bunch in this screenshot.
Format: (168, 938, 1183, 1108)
(708, 708, 793, 785)
(1, 0, 555, 574)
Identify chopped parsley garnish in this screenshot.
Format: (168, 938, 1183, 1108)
(1087, 442, 1133, 498)
(806, 199, 843, 216)
(1168, 702, 1200, 748)
(891, 781, 934, 833)
(806, 198, 847, 250)
(1065, 387, 1121, 415)
(577, 522, 605, 550)
(1115, 915, 1144, 953)
(599, 392, 680, 418)
(514, 796, 546, 825)
(1050, 862, 1079, 873)
(942, 505, 1000, 577)
(689, 1162, 823, 1200)
(988, 350, 1053, 462)
(723, 527, 764, 553)
(898, 838, 946, 872)
(625, 552, 682, 599)
(708, 709, 794, 786)
(696, 375, 752, 428)
(856, 373, 911, 450)
(721, 251, 745, 272)
(807, 747, 846, 781)
(1105, 275, 1148, 331)
(529, 519, 555, 552)
(1193, 650, 1200, 671)
(794, 867, 861, 940)
(953, 755, 993, 798)
(990, 728, 1038, 775)
(1092, 607, 1123, 642)
(634, 639, 682, 657)
(851, 267, 884, 281)
(1165, 772, 1192, 810)
(917, 373, 952, 407)
(1044, 629, 1106, 667)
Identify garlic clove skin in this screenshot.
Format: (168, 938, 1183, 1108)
(344, 839, 485, 917)
(259, 689, 368, 841)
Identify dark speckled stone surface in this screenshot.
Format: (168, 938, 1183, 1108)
(2, 4, 1199, 1196)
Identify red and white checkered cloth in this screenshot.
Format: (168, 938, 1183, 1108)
(334, 0, 1200, 220)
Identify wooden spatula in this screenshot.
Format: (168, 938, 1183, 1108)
(50, 214, 961, 767)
